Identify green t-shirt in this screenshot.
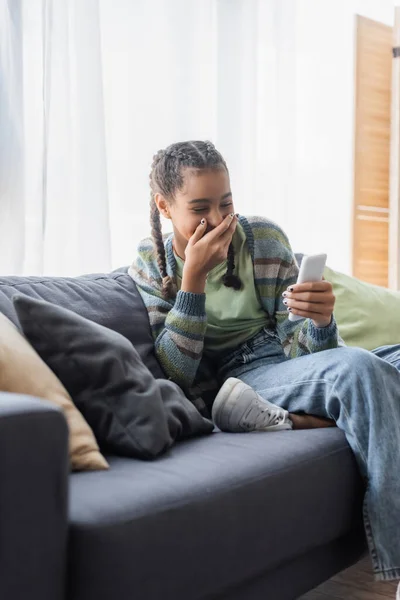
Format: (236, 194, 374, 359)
(174, 222, 270, 354)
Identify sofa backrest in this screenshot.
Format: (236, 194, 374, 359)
(0, 268, 165, 379)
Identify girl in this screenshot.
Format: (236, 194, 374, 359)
(129, 140, 400, 592)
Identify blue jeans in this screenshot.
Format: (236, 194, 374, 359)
(216, 327, 400, 582)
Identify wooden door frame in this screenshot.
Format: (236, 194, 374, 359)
(353, 15, 392, 287)
(389, 6, 400, 289)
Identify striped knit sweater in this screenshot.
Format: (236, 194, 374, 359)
(129, 215, 343, 415)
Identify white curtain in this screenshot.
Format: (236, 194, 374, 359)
(22, 0, 110, 276)
(0, 0, 396, 276)
(0, 0, 24, 274)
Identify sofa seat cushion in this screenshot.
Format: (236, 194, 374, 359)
(0, 270, 164, 379)
(68, 429, 364, 600)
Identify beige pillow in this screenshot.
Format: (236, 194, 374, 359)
(0, 313, 108, 471)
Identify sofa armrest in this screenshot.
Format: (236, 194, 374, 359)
(0, 392, 69, 600)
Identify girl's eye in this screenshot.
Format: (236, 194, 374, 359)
(192, 203, 232, 214)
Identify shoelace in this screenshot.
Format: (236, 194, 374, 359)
(242, 403, 286, 430)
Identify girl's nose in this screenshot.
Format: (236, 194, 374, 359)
(207, 212, 225, 231)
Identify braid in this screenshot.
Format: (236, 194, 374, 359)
(203, 140, 215, 161)
(222, 242, 242, 290)
(149, 151, 177, 300)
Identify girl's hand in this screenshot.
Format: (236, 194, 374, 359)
(282, 279, 335, 328)
(183, 213, 238, 278)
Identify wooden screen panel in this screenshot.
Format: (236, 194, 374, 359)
(353, 15, 392, 287)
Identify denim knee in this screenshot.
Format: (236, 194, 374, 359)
(336, 346, 374, 369)
(330, 346, 393, 403)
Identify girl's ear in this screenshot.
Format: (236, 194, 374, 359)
(155, 194, 171, 220)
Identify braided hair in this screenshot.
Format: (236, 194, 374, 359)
(149, 140, 242, 299)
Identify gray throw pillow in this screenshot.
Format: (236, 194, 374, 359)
(13, 295, 213, 459)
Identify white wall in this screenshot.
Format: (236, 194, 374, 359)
(283, 0, 395, 274)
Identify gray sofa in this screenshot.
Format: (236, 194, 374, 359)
(0, 267, 366, 600)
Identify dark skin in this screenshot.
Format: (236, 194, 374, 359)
(155, 167, 336, 430)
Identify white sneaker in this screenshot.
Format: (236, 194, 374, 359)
(212, 377, 292, 433)
(396, 581, 400, 599)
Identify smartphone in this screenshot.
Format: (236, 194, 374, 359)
(288, 253, 327, 322)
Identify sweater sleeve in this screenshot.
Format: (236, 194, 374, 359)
(128, 248, 207, 392)
(251, 219, 344, 356)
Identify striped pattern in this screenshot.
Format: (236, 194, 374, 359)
(129, 215, 343, 412)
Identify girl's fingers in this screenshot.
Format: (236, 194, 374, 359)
(220, 217, 237, 243)
(289, 307, 333, 328)
(189, 218, 207, 245)
(204, 213, 238, 243)
(282, 291, 334, 304)
(283, 298, 334, 315)
(287, 307, 326, 318)
(204, 213, 235, 242)
(287, 281, 331, 293)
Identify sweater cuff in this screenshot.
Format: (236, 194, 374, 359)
(308, 316, 338, 343)
(174, 290, 206, 316)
